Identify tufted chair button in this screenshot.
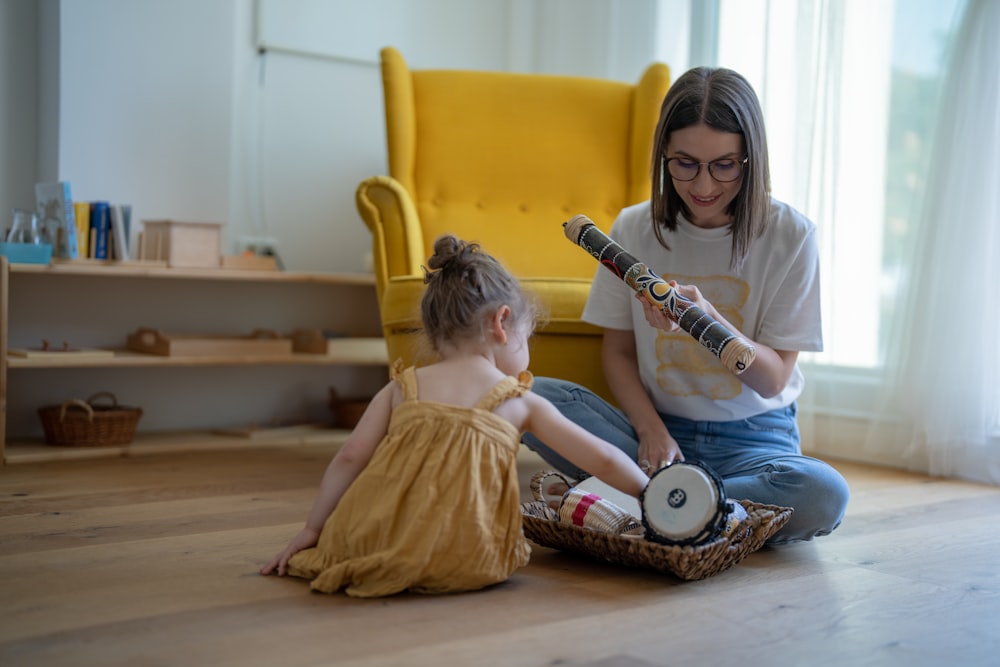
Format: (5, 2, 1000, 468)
(519, 204, 529, 213)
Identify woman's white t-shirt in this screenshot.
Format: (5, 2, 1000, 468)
(581, 199, 823, 421)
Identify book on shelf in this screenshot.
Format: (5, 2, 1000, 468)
(110, 204, 132, 260)
(90, 201, 111, 260)
(73, 202, 90, 258)
(64, 201, 133, 261)
(34, 181, 79, 259)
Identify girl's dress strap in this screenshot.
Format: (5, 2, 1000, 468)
(390, 360, 419, 402)
(475, 371, 534, 411)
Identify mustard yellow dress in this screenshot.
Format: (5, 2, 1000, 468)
(286, 364, 533, 597)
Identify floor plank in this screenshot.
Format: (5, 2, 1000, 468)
(1, 445, 998, 666)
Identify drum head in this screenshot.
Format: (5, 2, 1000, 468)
(640, 461, 727, 546)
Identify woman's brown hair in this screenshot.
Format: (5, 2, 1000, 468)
(650, 67, 772, 270)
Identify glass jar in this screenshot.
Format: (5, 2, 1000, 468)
(6, 209, 50, 245)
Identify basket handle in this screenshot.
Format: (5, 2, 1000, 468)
(86, 391, 119, 408)
(59, 399, 94, 423)
(529, 470, 574, 504)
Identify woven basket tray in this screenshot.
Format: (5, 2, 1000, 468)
(38, 391, 143, 447)
(521, 471, 793, 581)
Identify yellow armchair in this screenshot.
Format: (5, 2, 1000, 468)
(357, 47, 670, 401)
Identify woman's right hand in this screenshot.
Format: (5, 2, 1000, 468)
(636, 291, 680, 333)
(259, 527, 320, 576)
(637, 280, 717, 334)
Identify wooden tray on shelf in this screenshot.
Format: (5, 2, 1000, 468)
(125, 327, 293, 357)
(288, 328, 387, 359)
(8, 347, 115, 360)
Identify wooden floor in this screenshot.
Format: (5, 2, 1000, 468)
(1, 444, 999, 667)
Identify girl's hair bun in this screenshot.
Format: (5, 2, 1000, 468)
(425, 234, 475, 277)
(419, 234, 537, 353)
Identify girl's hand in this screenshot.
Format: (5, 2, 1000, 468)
(260, 527, 320, 577)
(637, 432, 684, 477)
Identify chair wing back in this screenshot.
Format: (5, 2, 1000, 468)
(361, 46, 671, 298)
(357, 48, 670, 394)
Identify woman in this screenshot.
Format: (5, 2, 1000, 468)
(524, 67, 849, 544)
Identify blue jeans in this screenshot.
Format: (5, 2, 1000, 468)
(523, 377, 850, 544)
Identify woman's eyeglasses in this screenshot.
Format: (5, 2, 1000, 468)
(665, 157, 748, 183)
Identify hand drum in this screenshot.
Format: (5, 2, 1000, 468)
(640, 460, 730, 546)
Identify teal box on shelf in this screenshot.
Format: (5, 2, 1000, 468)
(0, 242, 53, 265)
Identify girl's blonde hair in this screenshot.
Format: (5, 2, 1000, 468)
(421, 235, 537, 353)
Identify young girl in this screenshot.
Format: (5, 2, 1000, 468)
(261, 235, 649, 597)
(523, 67, 850, 544)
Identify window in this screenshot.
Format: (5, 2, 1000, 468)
(706, 0, 961, 370)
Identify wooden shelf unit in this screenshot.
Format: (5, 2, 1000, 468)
(0, 258, 388, 465)
(4, 427, 353, 465)
(6, 339, 389, 369)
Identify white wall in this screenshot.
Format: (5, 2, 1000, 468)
(12, 0, 676, 273)
(0, 0, 687, 439)
(0, 0, 39, 220)
(57, 0, 236, 224)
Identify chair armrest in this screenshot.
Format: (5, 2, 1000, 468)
(355, 175, 427, 301)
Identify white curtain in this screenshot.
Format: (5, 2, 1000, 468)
(708, 0, 1000, 483)
(715, 0, 896, 373)
(864, 0, 1000, 483)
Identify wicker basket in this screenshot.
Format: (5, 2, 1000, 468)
(38, 391, 143, 447)
(328, 388, 371, 429)
(521, 470, 793, 581)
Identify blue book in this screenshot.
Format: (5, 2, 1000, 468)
(35, 181, 79, 259)
(90, 201, 111, 260)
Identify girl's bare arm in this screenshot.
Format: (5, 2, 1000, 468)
(260, 381, 395, 575)
(520, 394, 649, 498)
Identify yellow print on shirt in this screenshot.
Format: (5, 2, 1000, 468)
(655, 274, 750, 400)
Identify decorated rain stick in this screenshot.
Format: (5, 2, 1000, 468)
(563, 214, 756, 375)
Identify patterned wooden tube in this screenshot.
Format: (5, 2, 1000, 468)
(563, 214, 756, 375)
